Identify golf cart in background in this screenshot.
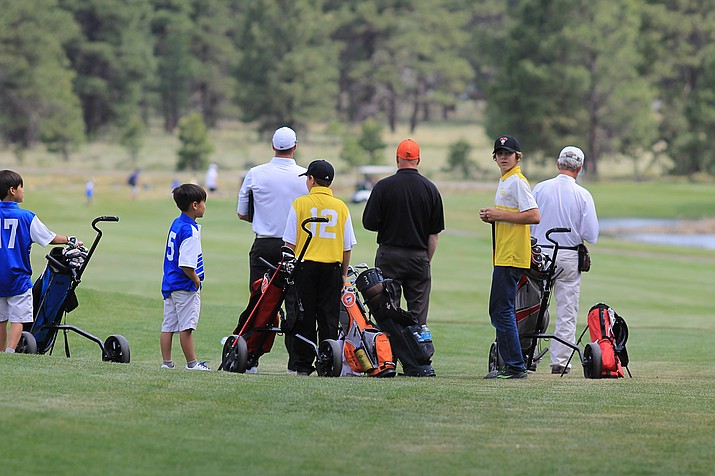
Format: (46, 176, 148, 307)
(349, 165, 394, 203)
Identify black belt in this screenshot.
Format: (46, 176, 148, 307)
(540, 244, 579, 250)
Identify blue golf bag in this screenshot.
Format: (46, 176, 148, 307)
(17, 216, 130, 363)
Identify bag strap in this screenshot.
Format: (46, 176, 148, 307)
(599, 307, 608, 340)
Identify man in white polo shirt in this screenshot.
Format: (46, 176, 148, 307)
(237, 126, 307, 372)
(532, 146, 599, 374)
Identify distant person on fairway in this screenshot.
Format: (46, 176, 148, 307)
(480, 136, 540, 380)
(531, 146, 599, 374)
(128, 168, 140, 200)
(205, 163, 219, 193)
(160, 184, 210, 371)
(0, 170, 83, 353)
(237, 126, 307, 373)
(85, 177, 95, 206)
(283, 160, 357, 376)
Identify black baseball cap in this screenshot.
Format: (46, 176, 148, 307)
(299, 159, 334, 181)
(493, 135, 521, 154)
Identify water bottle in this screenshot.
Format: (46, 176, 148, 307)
(414, 329, 424, 343)
(420, 325, 432, 342)
(354, 347, 374, 371)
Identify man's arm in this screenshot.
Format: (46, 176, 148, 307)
(361, 190, 380, 231)
(237, 174, 253, 222)
(427, 234, 439, 262)
(341, 249, 351, 283)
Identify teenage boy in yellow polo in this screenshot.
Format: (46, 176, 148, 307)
(283, 160, 357, 376)
(479, 135, 540, 380)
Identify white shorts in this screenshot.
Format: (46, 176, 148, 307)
(162, 290, 201, 333)
(0, 289, 34, 324)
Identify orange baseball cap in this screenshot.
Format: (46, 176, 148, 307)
(396, 139, 420, 160)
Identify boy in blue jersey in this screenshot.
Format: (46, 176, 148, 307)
(1, 170, 82, 353)
(160, 184, 210, 370)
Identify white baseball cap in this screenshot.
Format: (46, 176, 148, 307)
(272, 127, 297, 150)
(557, 146, 584, 168)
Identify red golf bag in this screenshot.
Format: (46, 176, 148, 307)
(587, 303, 630, 378)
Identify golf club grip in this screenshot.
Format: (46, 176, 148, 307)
(300, 216, 329, 234)
(295, 217, 330, 264)
(546, 227, 570, 236)
(545, 227, 570, 242)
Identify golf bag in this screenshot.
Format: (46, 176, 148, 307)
(339, 280, 396, 377)
(355, 268, 435, 377)
(489, 238, 551, 371)
(515, 269, 550, 360)
(220, 217, 344, 377)
(28, 246, 81, 353)
(221, 247, 294, 372)
(19, 216, 129, 363)
(586, 303, 630, 378)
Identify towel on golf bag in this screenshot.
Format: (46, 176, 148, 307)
(588, 303, 629, 378)
(355, 268, 435, 377)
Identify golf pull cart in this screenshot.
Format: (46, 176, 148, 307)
(487, 227, 602, 379)
(17, 216, 130, 363)
(220, 216, 343, 377)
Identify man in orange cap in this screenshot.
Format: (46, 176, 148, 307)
(362, 139, 445, 374)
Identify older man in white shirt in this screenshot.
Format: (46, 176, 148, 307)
(531, 146, 599, 374)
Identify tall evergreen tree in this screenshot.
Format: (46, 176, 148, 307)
(60, 0, 155, 137)
(330, 0, 472, 132)
(0, 0, 84, 158)
(640, 0, 715, 175)
(485, 0, 655, 176)
(151, 0, 195, 132)
(234, 0, 338, 134)
(389, 0, 473, 133)
(189, 0, 237, 128)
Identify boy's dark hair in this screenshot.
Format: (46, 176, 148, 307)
(0, 170, 23, 200)
(172, 183, 207, 211)
(315, 178, 332, 187)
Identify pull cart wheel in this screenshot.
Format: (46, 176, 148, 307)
(317, 339, 342, 377)
(104, 334, 131, 363)
(222, 335, 248, 373)
(16, 331, 38, 354)
(488, 342, 504, 373)
(583, 342, 602, 379)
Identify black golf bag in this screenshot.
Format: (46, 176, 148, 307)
(354, 268, 435, 377)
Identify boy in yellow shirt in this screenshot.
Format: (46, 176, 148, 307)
(479, 136, 540, 379)
(283, 160, 357, 375)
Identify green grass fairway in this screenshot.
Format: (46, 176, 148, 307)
(1, 178, 714, 475)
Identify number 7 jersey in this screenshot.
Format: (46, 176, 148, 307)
(0, 202, 55, 297)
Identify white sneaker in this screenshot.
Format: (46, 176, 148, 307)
(161, 363, 175, 369)
(246, 366, 258, 373)
(186, 361, 211, 371)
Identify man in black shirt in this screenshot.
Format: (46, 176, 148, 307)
(362, 139, 445, 337)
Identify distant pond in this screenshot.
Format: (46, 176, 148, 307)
(599, 218, 715, 250)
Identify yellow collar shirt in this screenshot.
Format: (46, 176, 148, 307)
(493, 166, 538, 268)
(283, 186, 357, 263)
